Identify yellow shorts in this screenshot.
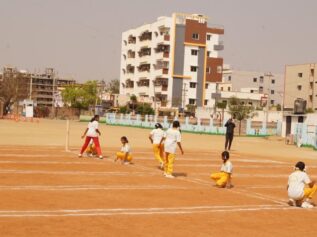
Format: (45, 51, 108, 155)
(210, 172, 229, 187)
(116, 152, 133, 161)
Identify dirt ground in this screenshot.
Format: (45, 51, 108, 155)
(0, 119, 316, 237)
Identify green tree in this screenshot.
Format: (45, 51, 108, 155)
(136, 103, 154, 115)
(227, 97, 257, 135)
(130, 94, 137, 112)
(61, 81, 98, 110)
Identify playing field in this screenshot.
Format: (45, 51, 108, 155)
(0, 119, 316, 237)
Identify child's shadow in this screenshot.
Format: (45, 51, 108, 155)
(173, 172, 187, 177)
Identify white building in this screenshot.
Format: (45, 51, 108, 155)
(120, 13, 224, 109)
(222, 69, 284, 107)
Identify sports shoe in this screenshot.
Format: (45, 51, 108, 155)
(159, 163, 164, 170)
(301, 201, 314, 209)
(99, 156, 103, 159)
(165, 174, 175, 179)
(287, 199, 296, 206)
(78, 154, 82, 158)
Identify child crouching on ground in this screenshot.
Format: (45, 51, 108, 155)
(287, 161, 317, 208)
(85, 140, 97, 157)
(115, 136, 133, 164)
(210, 151, 233, 188)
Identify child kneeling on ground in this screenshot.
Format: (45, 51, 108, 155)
(287, 161, 317, 208)
(115, 136, 133, 165)
(211, 151, 233, 188)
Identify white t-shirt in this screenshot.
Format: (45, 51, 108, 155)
(121, 144, 131, 153)
(288, 171, 311, 200)
(164, 128, 181, 154)
(86, 121, 99, 137)
(220, 161, 233, 174)
(150, 128, 165, 144)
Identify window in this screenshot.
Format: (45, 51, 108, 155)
(248, 102, 253, 106)
(220, 87, 223, 91)
(190, 66, 198, 72)
(192, 33, 199, 40)
(228, 76, 231, 81)
(207, 51, 211, 57)
(259, 76, 264, 83)
(271, 90, 275, 94)
(206, 67, 211, 74)
(217, 66, 222, 73)
(204, 99, 208, 106)
(253, 78, 257, 82)
(205, 83, 209, 89)
(207, 35, 211, 40)
(271, 79, 275, 84)
(190, 82, 196, 88)
(298, 73, 303, 78)
(189, 98, 196, 105)
(270, 100, 275, 105)
(228, 87, 231, 91)
(191, 49, 198, 56)
(297, 85, 302, 90)
(250, 90, 254, 93)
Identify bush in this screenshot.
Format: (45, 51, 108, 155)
(119, 106, 130, 114)
(136, 103, 154, 115)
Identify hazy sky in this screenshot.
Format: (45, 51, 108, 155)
(1, 0, 317, 82)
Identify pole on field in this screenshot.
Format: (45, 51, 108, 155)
(65, 119, 70, 152)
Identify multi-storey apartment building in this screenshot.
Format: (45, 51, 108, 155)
(120, 13, 224, 109)
(0, 66, 75, 108)
(222, 69, 284, 107)
(284, 63, 317, 111)
(29, 68, 75, 107)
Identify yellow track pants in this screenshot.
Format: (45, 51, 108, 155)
(116, 152, 133, 161)
(211, 172, 229, 187)
(153, 144, 164, 164)
(164, 153, 175, 175)
(304, 184, 317, 199)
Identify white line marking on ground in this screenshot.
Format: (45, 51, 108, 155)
(0, 170, 155, 176)
(0, 205, 309, 218)
(0, 185, 188, 191)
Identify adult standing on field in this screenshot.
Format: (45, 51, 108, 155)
(78, 115, 103, 159)
(225, 118, 235, 151)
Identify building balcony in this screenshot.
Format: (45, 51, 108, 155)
(125, 79, 134, 89)
(139, 31, 152, 42)
(138, 47, 151, 57)
(162, 68, 169, 74)
(128, 35, 136, 44)
(138, 63, 151, 72)
(164, 34, 170, 41)
(214, 44, 224, 51)
(137, 79, 150, 87)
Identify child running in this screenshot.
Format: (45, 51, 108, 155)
(160, 121, 184, 178)
(79, 115, 103, 159)
(210, 151, 233, 188)
(287, 161, 317, 208)
(115, 136, 133, 164)
(149, 123, 165, 169)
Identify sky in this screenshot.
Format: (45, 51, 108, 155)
(0, 0, 317, 82)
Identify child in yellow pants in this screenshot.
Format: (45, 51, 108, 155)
(160, 121, 184, 179)
(287, 161, 316, 208)
(149, 123, 165, 169)
(211, 151, 233, 188)
(115, 136, 133, 164)
(85, 140, 97, 157)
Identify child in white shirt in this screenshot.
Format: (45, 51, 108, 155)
(149, 123, 165, 169)
(211, 151, 233, 188)
(160, 121, 184, 178)
(287, 161, 316, 208)
(115, 136, 133, 164)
